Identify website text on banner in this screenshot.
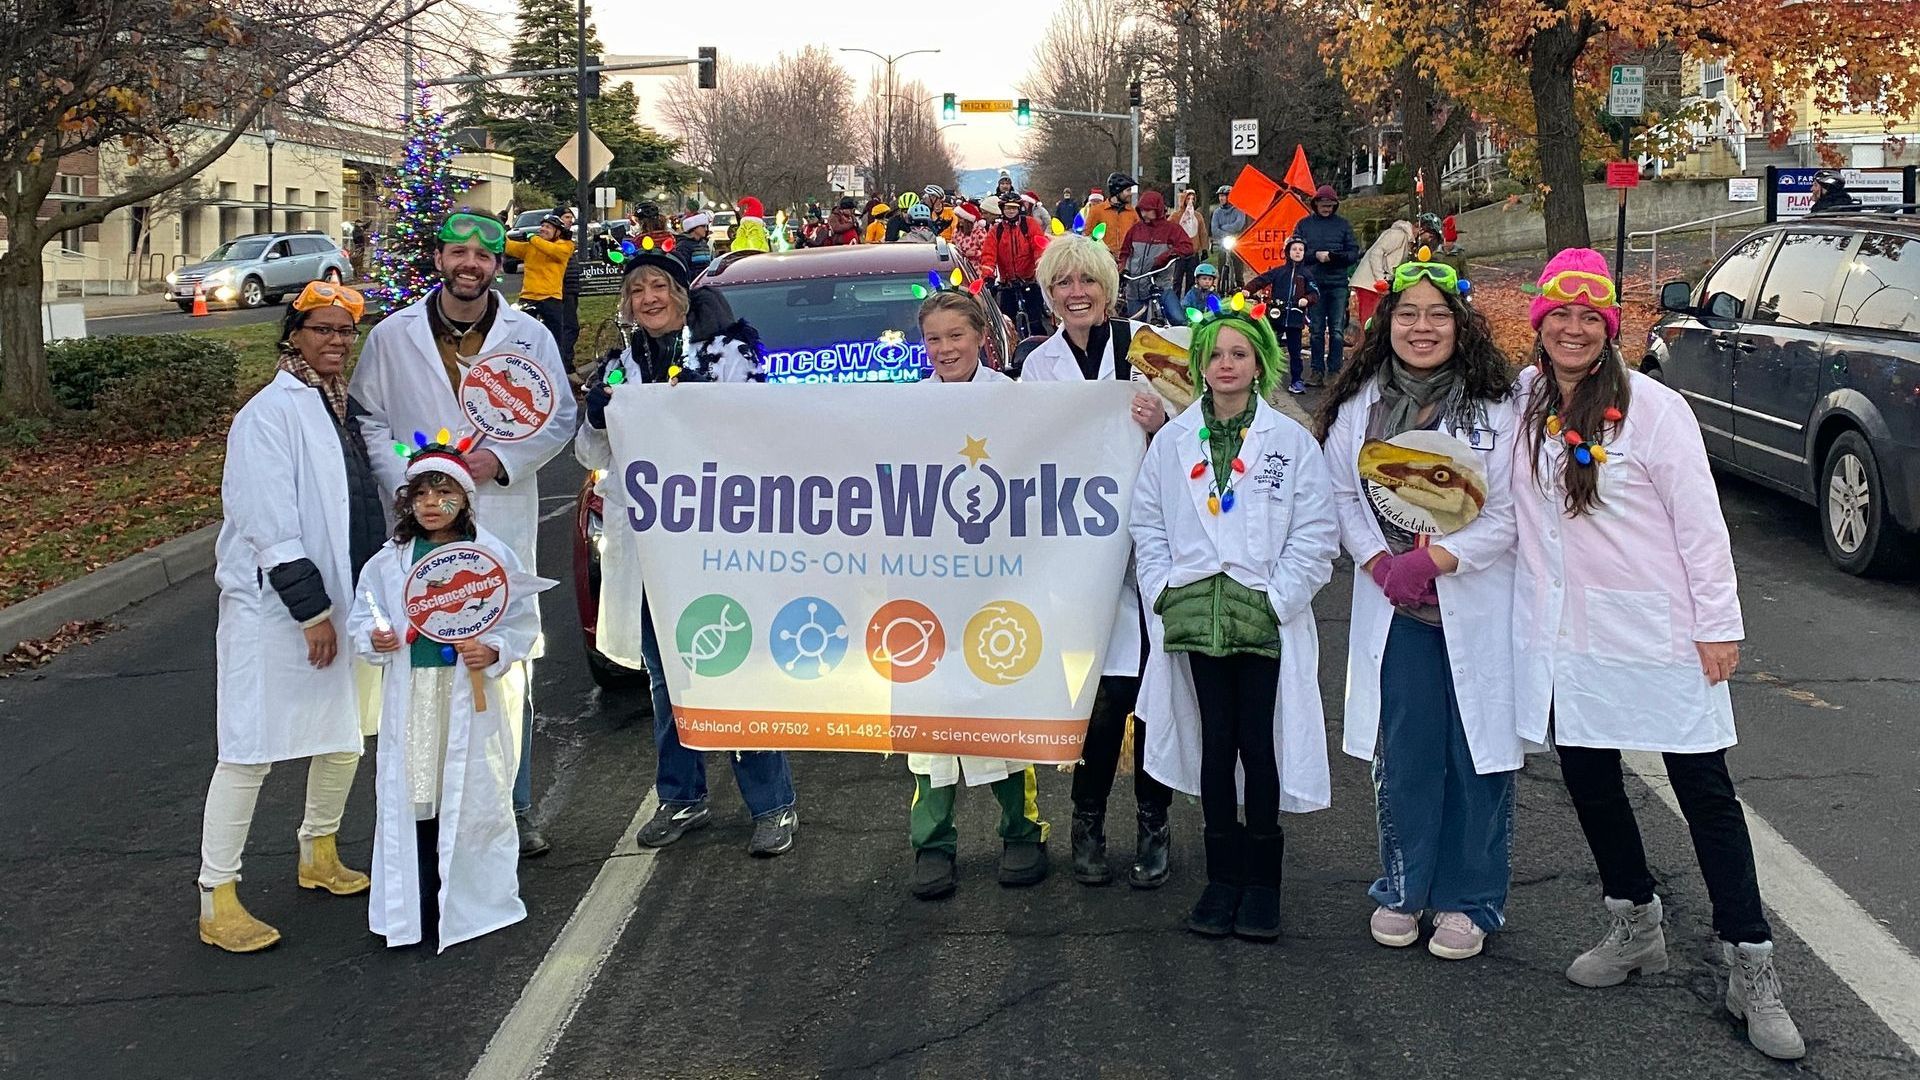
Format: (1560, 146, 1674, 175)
(603, 382, 1147, 761)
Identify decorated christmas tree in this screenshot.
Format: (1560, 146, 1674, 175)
(370, 94, 474, 311)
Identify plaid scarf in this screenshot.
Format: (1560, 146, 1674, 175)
(278, 352, 348, 422)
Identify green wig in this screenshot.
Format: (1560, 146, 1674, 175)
(1187, 312, 1284, 400)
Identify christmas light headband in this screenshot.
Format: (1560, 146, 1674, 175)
(606, 232, 677, 266)
(914, 267, 984, 299)
(1184, 289, 1273, 327)
(390, 428, 478, 496)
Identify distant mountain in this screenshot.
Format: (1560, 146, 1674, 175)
(954, 164, 1029, 197)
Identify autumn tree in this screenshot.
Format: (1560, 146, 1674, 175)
(1329, 0, 1920, 251)
(0, 0, 443, 421)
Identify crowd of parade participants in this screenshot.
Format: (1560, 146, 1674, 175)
(197, 183, 1806, 1061)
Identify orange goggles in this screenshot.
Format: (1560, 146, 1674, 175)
(292, 280, 366, 321)
(1535, 270, 1617, 308)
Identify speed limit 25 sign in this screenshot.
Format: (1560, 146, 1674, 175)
(1231, 118, 1259, 157)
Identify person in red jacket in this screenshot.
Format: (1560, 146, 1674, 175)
(822, 197, 863, 246)
(977, 195, 1052, 336)
(1119, 189, 1194, 324)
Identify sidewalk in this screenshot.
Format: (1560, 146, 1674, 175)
(74, 291, 178, 318)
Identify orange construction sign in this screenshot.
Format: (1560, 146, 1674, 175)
(1283, 145, 1316, 201)
(1226, 164, 1281, 219)
(1233, 192, 1310, 276)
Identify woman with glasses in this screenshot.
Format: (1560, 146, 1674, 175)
(197, 281, 387, 952)
(1313, 251, 1527, 961)
(1511, 249, 1803, 1060)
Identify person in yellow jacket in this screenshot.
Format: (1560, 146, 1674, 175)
(504, 213, 574, 349)
(864, 201, 891, 245)
(730, 196, 771, 253)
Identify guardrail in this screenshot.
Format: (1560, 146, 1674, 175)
(1626, 206, 1765, 290)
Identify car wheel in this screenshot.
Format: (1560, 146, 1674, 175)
(1820, 430, 1909, 576)
(176, 301, 194, 313)
(587, 647, 651, 702)
(239, 277, 266, 308)
(323, 267, 343, 284)
(1639, 359, 1665, 384)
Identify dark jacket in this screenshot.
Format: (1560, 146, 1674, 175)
(1054, 197, 1079, 225)
(1292, 208, 1361, 287)
(1809, 190, 1861, 215)
(1119, 191, 1194, 280)
(1247, 262, 1319, 328)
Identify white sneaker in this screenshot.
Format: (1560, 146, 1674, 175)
(1370, 905, 1421, 947)
(1428, 912, 1486, 960)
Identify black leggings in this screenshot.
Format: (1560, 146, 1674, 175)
(1556, 745, 1772, 944)
(1070, 674, 1173, 815)
(415, 817, 441, 942)
(1189, 652, 1282, 834)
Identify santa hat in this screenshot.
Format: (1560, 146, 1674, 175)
(394, 430, 478, 496)
(953, 202, 980, 223)
(682, 212, 712, 230)
(1021, 191, 1039, 206)
(736, 196, 764, 219)
(1530, 247, 1621, 339)
(1087, 190, 1105, 203)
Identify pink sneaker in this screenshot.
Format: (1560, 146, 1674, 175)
(1428, 912, 1486, 959)
(1370, 906, 1421, 947)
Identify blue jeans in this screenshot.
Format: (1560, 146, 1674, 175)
(513, 678, 533, 814)
(1306, 283, 1348, 379)
(639, 599, 796, 818)
(1370, 615, 1515, 933)
(1158, 286, 1184, 325)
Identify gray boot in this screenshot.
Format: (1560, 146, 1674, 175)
(1725, 941, 1806, 1060)
(1567, 895, 1669, 987)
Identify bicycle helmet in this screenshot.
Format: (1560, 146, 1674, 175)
(1417, 212, 1444, 234)
(923, 184, 946, 201)
(1107, 172, 1138, 199)
(896, 191, 921, 209)
(1813, 168, 1846, 191)
(908, 202, 933, 224)
(1215, 185, 1232, 196)
(634, 201, 662, 222)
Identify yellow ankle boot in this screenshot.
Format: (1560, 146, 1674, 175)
(297, 834, 371, 896)
(198, 882, 281, 953)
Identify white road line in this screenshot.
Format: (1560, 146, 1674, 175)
(537, 502, 575, 524)
(1624, 752, 1920, 1056)
(465, 792, 661, 1080)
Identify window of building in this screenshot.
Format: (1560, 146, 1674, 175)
(1834, 233, 1920, 333)
(1701, 61, 1726, 99)
(1753, 231, 1853, 325)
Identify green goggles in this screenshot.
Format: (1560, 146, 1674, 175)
(1388, 246, 1471, 298)
(438, 213, 508, 253)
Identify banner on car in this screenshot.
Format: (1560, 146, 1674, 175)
(602, 382, 1145, 760)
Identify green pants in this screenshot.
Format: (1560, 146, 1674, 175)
(910, 768, 1048, 855)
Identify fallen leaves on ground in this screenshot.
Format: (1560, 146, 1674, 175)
(1466, 263, 1660, 366)
(0, 619, 116, 675)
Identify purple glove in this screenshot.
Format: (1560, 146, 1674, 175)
(1381, 547, 1442, 607)
(1369, 554, 1394, 592)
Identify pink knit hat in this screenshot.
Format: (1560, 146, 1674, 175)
(1529, 247, 1620, 339)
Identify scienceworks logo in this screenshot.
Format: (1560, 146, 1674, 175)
(624, 436, 1121, 546)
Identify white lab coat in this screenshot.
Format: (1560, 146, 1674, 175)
(574, 334, 760, 668)
(1021, 320, 1157, 676)
(349, 291, 578, 588)
(213, 371, 362, 764)
(1132, 397, 1339, 812)
(348, 529, 550, 952)
(1324, 381, 1533, 775)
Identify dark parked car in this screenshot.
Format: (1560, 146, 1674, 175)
(572, 242, 1016, 686)
(1644, 209, 1920, 574)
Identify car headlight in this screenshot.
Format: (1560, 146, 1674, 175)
(165, 271, 178, 286)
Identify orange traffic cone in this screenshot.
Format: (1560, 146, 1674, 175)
(191, 283, 209, 317)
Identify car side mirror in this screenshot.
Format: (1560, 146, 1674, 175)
(1658, 281, 1692, 313)
(265, 251, 282, 261)
(1704, 291, 1740, 321)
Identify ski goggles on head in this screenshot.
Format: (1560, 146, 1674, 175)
(292, 280, 366, 321)
(1534, 269, 1618, 308)
(1390, 259, 1461, 296)
(437, 212, 507, 253)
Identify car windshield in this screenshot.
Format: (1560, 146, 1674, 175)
(205, 239, 270, 262)
(514, 211, 547, 229)
(713, 274, 935, 384)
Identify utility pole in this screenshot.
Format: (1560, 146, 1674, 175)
(401, 5, 414, 116)
(839, 49, 939, 201)
(575, 0, 590, 225)
(1173, 7, 1190, 189)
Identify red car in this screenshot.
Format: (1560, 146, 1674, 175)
(572, 243, 1016, 688)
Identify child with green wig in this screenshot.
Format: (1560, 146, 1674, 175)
(1130, 301, 1341, 943)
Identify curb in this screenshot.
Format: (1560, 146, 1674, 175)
(0, 524, 219, 655)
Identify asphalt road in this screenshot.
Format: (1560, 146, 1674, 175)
(2, 416, 1917, 1079)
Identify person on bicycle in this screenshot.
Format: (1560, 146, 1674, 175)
(1210, 185, 1251, 291)
(504, 213, 573, 351)
(901, 202, 942, 244)
(1118, 189, 1192, 325)
(1084, 172, 1141, 264)
(923, 184, 959, 240)
(978, 193, 1051, 337)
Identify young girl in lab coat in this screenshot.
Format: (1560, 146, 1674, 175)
(350, 440, 545, 952)
(1314, 254, 1525, 961)
(1132, 303, 1340, 941)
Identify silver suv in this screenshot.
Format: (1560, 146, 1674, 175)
(167, 231, 354, 311)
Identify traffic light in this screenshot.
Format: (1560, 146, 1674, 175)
(942, 93, 956, 121)
(583, 54, 601, 99)
(698, 46, 717, 90)
(1128, 81, 1143, 108)
(1016, 98, 1031, 127)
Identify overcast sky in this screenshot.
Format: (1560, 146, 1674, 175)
(462, 1, 1052, 170)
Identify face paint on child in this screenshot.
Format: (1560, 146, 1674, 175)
(410, 478, 468, 535)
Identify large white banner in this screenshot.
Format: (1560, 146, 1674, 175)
(603, 382, 1144, 761)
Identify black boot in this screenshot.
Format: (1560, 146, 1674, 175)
(1070, 809, 1112, 886)
(1127, 804, 1171, 889)
(1234, 829, 1284, 942)
(1187, 828, 1241, 937)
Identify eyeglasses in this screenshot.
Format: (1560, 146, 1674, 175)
(438, 213, 507, 253)
(1391, 306, 1456, 327)
(1536, 269, 1618, 308)
(300, 324, 359, 339)
(292, 280, 366, 320)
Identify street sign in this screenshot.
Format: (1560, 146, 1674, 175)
(1231, 118, 1259, 157)
(555, 131, 614, 181)
(1766, 164, 1915, 220)
(1608, 65, 1645, 117)
(594, 186, 616, 209)
(1606, 162, 1640, 189)
(828, 164, 855, 192)
(1171, 156, 1191, 185)
(959, 99, 1014, 114)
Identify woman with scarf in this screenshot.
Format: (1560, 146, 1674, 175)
(1313, 254, 1526, 961)
(197, 281, 387, 952)
(1512, 248, 1803, 1060)
(1172, 188, 1210, 302)
(576, 250, 801, 859)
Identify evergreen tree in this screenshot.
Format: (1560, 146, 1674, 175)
(370, 97, 474, 312)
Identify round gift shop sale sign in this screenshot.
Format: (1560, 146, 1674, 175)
(460, 351, 557, 443)
(404, 542, 511, 710)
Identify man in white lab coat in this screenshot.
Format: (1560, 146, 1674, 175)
(349, 212, 578, 858)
